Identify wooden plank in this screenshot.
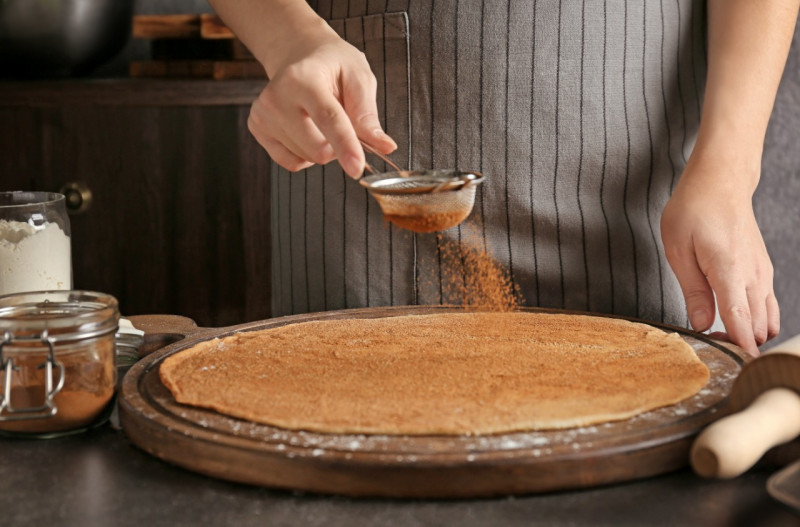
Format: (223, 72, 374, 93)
(129, 60, 215, 79)
(201, 14, 235, 39)
(0, 80, 265, 107)
(212, 61, 265, 80)
(151, 39, 253, 61)
(130, 60, 265, 80)
(133, 14, 238, 41)
(133, 14, 202, 39)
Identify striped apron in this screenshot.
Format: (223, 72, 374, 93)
(270, 0, 707, 328)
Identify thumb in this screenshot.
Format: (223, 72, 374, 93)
(341, 74, 397, 154)
(667, 252, 716, 332)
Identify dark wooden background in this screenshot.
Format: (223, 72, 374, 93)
(91, 0, 215, 78)
(0, 80, 272, 327)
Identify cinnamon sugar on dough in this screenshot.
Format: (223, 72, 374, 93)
(159, 312, 710, 435)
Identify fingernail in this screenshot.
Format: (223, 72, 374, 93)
(373, 128, 397, 150)
(345, 155, 363, 179)
(691, 310, 710, 331)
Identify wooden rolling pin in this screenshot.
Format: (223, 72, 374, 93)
(691, 334, 800, 478)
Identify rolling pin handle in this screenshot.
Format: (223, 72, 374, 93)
(771, 334, 800, 355)
(691, 387, 800, 478)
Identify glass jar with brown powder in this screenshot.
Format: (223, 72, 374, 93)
(0, 290, 118, 436)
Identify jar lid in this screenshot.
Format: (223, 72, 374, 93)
(0, 191, 65, 209)
(0, 290, 119, 343)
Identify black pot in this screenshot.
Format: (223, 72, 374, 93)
(0, 0, 133, 78)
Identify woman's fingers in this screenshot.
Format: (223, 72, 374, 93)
(257, 77, 369, 178)
(766, 291, 781, 341)
(248, 113, 313, 172)
(710, 278, 759, 357)
(243, 33, 400, 178)
(273, 117, 336, 167)
(304, 88, 366, 178)
(341, 68, 397, 154)
(707, 331, 730, 342)
(701, 241, 775, 355)
(746, 287, 769, 347)
(664, 243, 716, 333)
(662, 182, 777, 357)
(249, 87, 336, 165)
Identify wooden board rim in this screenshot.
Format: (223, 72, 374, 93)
(119, 306, 748, 497)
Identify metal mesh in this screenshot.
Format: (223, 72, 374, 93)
(359, 169, 483, 230)
(373, 186, 477, 216)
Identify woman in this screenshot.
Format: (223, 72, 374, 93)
(209, 0, 799, 357)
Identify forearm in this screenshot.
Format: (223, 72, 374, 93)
(207, 0, 336, 76)
(691, 0, 799, 193)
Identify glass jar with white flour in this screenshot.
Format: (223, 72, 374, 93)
(0, 192, 72, 296)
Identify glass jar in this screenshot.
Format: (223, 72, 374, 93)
(0, 191, 72, 296)
(0, 290, 118, 436)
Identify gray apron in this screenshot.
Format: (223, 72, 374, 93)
(271, 0, 707, 327)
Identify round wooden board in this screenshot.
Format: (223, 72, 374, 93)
(119, 306, 747, 498)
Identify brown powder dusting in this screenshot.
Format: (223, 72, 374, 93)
(0, 388, 112, 434)
(438, 222, 521, 311)
(0, 337, 116, 434)
(160, 312, 710, 435)
(385, 210, 471, 233)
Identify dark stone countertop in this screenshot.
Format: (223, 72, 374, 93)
(1, 420, 798, 527)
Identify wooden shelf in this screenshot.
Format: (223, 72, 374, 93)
(0, 78, 265, 107)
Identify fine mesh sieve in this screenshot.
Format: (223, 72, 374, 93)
(358, 142, 484, 232)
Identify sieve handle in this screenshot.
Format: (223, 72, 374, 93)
(360, 140, 403, 175)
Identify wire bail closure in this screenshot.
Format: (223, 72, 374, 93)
(0, 329, 66, 421)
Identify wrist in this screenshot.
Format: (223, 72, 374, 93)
(685, 135, 762, 196)
(210, 0, 339, 78)
(256, 6, 338, 77)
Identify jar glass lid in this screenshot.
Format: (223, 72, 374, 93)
(0, 191, 65, 210)
(0, 290, 119, 342)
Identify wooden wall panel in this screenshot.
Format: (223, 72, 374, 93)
(237, 109, 273, 322)
(0, 80, 271, 327)
(0, 108, 44, 191)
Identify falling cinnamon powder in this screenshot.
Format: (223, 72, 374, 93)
(438, 222, 521, 311)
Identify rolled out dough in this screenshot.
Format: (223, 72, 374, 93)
(159, 312, 710, 435)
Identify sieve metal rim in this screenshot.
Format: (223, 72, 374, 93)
(358, 170, 484, 195)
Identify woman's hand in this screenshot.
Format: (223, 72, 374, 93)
(661, 158, 779, 357)
(661, 0, 799, 356)
(248, 25, 396, 179)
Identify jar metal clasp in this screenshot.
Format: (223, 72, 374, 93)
(0, 330, 66, 421)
